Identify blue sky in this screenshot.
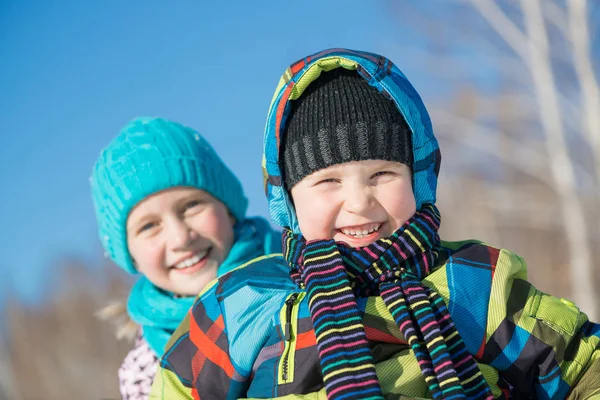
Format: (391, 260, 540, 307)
(1, 0, 440, 303)
(6, 0, 577, 304)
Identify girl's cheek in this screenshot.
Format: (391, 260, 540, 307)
(205, 214, 225, 234)
(136, 238, 164, 263)
(137, 234, 159, 250)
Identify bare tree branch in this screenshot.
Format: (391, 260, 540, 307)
(568, 0, 600, 175)
(544, 1, 570, 37)
(521, 0, 597, 318)
(466, 0, 530, 60)
(433, 108, 554, 184)
(392, 41, 583, 131)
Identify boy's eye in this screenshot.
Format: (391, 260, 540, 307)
(372, 171, 394, 178)
(315, 178, 339, 185)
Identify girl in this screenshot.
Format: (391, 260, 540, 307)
(91, 117, 280, 399)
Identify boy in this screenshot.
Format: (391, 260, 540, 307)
(150, 49, 600, 399)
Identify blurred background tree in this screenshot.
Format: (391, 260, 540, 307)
(0, 260, 133, 400)
(388, 0, 600, 319)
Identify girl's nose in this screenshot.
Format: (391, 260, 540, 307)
(167, 217, 196, 250)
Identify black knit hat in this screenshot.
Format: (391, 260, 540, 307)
(281, 68, 413, 189)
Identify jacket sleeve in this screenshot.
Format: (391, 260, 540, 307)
(150, 281, 249, 400)
(563, 321, 600, 400)
(484, 249, 600, 399)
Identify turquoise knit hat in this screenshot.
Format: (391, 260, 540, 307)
(91, 117, 248, 274)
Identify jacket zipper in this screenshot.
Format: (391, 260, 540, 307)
(281, 292, 299, 382)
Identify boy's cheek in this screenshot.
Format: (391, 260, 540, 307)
(297, 214, 337, 241)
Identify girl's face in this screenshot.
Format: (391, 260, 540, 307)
(291, 160, 416, 247)
(126, 186, 235, 296)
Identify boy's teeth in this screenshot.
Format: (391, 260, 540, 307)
(173, 250, 208, 269)
(341, 223, 381, 238)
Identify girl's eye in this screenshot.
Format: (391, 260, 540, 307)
(138, 221, 157, 234)
(183, 199, 205, 213)
(186, 200, 200, 208)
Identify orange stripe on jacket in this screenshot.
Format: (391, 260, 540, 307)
(296, 330, 317, 350)
(190, 314, 235, 378)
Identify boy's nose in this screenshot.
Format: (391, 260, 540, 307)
(343, 186, 373, 214)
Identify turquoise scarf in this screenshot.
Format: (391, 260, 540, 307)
(127, 216, 281, 355)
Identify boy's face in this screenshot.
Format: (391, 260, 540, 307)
(126, 186, 235, 296)
(290, 160, 416, 247)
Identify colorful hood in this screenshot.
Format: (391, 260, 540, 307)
(262, 48, 441, 232)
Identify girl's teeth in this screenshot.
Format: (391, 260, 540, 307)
(173, 250, 208, 269)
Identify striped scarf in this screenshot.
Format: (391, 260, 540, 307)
(283, 205, 494, 400)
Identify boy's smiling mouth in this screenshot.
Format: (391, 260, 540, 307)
(337, 222, 383, 247)
(338, 222, 382, 238)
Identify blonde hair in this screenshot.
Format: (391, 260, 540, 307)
(95, 301, 138, 341)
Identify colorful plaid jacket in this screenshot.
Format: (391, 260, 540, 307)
(150, 244, 600, 399)
(150, 49, 600, 399)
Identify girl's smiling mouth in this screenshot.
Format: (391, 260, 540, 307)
(170, 248, 211, 274)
